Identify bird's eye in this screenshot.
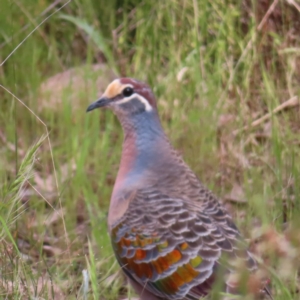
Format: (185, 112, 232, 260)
(122, 87, 134, 97)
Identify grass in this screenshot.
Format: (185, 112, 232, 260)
(0, 0, 300, 299)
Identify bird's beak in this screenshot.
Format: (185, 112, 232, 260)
(86, 97, 110, 112)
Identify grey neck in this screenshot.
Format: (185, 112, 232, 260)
(114, 110, 175, 191)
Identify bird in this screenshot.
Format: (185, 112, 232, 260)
(86, 78, 271, 299)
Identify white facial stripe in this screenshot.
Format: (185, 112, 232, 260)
(122, 84, 134, 89)
(117, 93, 152, 112)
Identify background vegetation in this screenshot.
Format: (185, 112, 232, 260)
(0, 0, 300, 299)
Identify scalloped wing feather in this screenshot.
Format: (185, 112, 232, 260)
(110, 190, 256, 299)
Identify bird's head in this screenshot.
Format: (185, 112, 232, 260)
(87, 78, 157, 116)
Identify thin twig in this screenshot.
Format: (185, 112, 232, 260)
(0, 130, 24, 155)
(0, 0, 72, 67)
(233, 96, 299, 135)
(28, 182, 57, 212)
(217, 0, 280, 109)
(0, 0, 72, 260)
(13, 0, 64, 68)
(0, 84, 70, 257)
(0, 0, 64, 49)
(286, 0, 300, 12)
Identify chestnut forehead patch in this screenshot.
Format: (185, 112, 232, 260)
(103, 79, 133, 99)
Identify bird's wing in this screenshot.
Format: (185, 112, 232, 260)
(110, 189, 256, 299)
